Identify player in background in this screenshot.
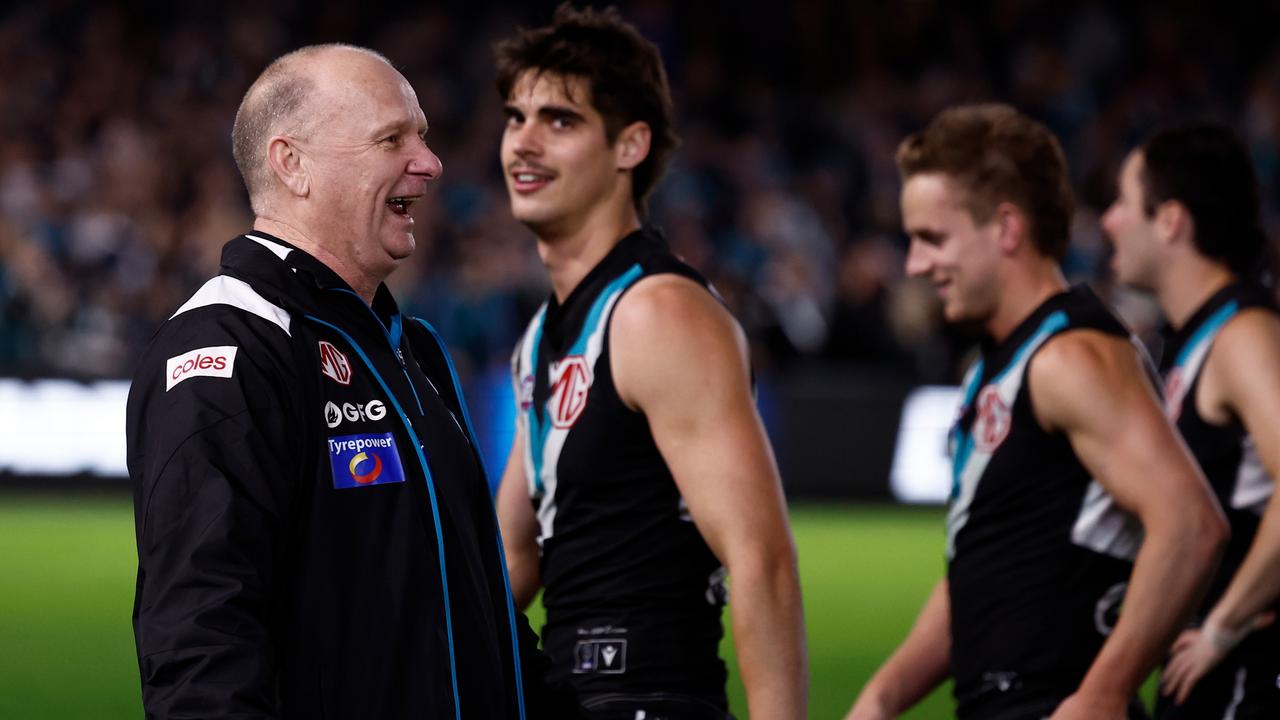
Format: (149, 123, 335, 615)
(846, 104, 1227, 720)
(1103, 121, 1280, 719)
(492, 5, 806, 719)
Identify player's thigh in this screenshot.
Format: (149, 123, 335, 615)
(579, 692, 733, 720)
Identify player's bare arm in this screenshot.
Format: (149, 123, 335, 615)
(611, 273, 808, 720)
(844, 578, 951, 720)
(1028, 329, 1228, 720)
(1162, 309, 1280, 702)
(497, 426, 542, 609)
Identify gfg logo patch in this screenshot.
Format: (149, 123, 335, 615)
(166, 346, 237, 391)
(324, 400, 387, 428)
(328, 433, 406, 489)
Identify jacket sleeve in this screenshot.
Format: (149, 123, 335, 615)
(127, 309, 303, 719)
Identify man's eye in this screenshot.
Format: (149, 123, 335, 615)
(381, 135, 399, 145)
(552, 117, 573, 129)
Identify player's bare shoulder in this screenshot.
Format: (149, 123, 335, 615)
(609, 273, 749, 410)
(1027, 328, 1148, 434)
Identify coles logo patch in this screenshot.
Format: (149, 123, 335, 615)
(972, 385, 1011, 452)
(319, 341, 353, 385)
(166, 346, 237, 391)
(548, 355, 592, 429)
(328, 433, 406, 489)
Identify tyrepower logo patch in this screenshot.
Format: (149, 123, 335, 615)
(318, 341, 353, 385)
(328, 433, 406, 489)
(166, 346, 237, 391)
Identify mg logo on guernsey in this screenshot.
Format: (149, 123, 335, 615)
(972, 385, 1011, 452)
(318, 341, 352, 385)
(548, 355, 592, 429)
(328, 432, 406, 489)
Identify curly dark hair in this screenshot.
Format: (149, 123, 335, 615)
(494, 3, 678, 211)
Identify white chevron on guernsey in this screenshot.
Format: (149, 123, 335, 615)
(171, 275, 292, 336)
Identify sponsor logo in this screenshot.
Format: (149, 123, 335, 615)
(318, 341, 353, 385)
(323, 400, 387, 428)
(572, 638, 627, 675)
(1163, 368, 1185, 421)
(972, 385, 1011, 452)
(166, 346, 237, 391)
(548, 355, 592, 429)
(327, 432, 406, 489)
(519, 375, 534, 411)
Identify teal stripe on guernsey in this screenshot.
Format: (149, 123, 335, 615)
(527, 263, 645, 495)
(303, 316, 463, 720)
(1174, 300, 1239, 368)
(525, 313, 548, 494)
(950, 310, 1069, 497)
(413, 318, 526, 720)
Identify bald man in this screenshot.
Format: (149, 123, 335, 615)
(127, 45, 569, 719)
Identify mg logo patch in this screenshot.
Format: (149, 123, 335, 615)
(972, 385, 1011, 452)
(548, 355, 592, 429)
(328, 433, 406, 489)
(319, 341, 353, 385)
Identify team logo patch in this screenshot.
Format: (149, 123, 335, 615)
(324, 400, 387, 428)
(548, 355, 592, 429)
(318, 341, 353, 385)
(972, 385, 1011, 452)
(572, 638, 627, 675)
(328, 433, 406, 489)
(166, 346, 237, 391)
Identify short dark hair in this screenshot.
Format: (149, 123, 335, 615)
(1139, 122, 1265, 273)
(896, 103, 1075, 261)
(494, 3, 678, 211)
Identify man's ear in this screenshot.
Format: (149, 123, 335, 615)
(614, 121, 651, 171)
(1154, 199, 1192, 246)
(266, 136, 310, 197)
(993, 201, 1028, 255)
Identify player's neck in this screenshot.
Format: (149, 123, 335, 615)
(535, 201, 642, 303)
(1156, 257, 1236, 330)
(986, 261, 1068, 344)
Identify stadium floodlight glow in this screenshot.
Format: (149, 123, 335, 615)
(889, 385, 959, 504)
(0, 379, 129, 477)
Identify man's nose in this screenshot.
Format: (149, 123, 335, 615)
(409, 138, 443, 180)
(904, 239, 931, 277)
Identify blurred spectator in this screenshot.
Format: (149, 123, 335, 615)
(2, 1, 1279, 382)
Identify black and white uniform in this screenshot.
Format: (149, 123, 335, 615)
(510, 229, 731, 718)
(1155, 281, 1280, 720)
(947, 286, 1147, 720)
(128, 233, 572, 720)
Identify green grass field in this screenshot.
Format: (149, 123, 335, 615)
(0, 496, 955, 718)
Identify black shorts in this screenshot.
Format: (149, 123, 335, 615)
(1155, 657, 1280, 720)
(578, 692, 734, 720)
(968, 695, 1149, 720)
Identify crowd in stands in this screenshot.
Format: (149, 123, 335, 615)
(2, 1, 1279, 383)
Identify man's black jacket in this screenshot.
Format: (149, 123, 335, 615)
(128, 233, 566, 719)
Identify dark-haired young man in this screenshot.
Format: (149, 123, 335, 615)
(845, 105, 1227, 720)
(492, 5, 806, 720)
(1103, 122, 1280, 720)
